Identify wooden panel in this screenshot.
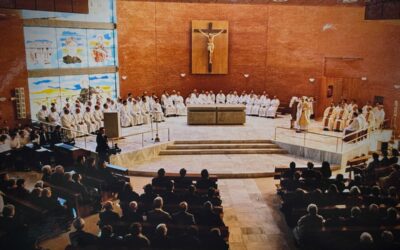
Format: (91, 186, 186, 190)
(383, 1, 400, 19)
(24, 19, 116, 30)
(28, 66, 118, 77)
(55, 0, 72, 13)
(342, 78, 363, 103)
(72, 0, 88, 13)
(16, 0, 35, 9)
(36, 0, 55, 11)
(192, 20, 229, 75)
(0, 0, 15, 8)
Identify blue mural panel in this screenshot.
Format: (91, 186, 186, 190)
(28, 77, 61, 119)
(89, 73, 117, 103)
(87, 29, 115, 67)
(59, 75, 90, 106)
(24, 27, 58, 70)
(57, 29, 88, 68)
(21, 0, 114, 23)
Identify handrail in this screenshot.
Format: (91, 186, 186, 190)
(275, 126, 342, 139)
(31, 119, 92, 137)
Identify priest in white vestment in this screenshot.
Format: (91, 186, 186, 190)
(210, 91, 216, 104)
(175, 92, 186, 116)
(251, 95, 262, 116)
(37, 105, 49, 122)
(73, 108, 88, 136)
(61, 109, 76, 139)
(141, 98, 151, 124)
(374, 105, 385, 129)
(266, 96, 280, 118)
(153, 99, 165, 122)
(245, 94, 255, 115)
(322, 103, 336, 131)
(259, 95, 271, 117)
(93, 105, 104, 128)
(120, 100, 133, 127)
(83, 107, 98, 133)
(164, 95, 177, 117)
(216, 90, 226, 104)
(48, 107, 60, 125)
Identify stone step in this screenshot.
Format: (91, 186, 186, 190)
(159, 148, 288, 155)
(173, 140, 272, 144)
(167, 144, 279, 150)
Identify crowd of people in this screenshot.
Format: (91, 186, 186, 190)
(278, 149, 400, 250)
(33, 89, 282, 139)
(0, 154, 229, 249)
(322, 100, 386, 134)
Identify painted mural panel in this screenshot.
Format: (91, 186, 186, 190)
(87, 29, 115, 67)
(89, 73, 117, 103)
(57, 29, 88, 68)
(60, 75, 90, 107)
(28, 77, 61, 119)
(24, 27, 58, 70)
(22, 0, 115, 23)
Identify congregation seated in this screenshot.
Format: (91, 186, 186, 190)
(196, 169, 217, 190)
(69, 218, 97, 248)
(173, 168, 193, 189)
(121, 201, 143, 224)
(293, 203, 324, 246)
(151, 223, 172, 248)
(123, 222, 150, 248)
(0, 204, 31, 249)
(118, 183, 139, 214)
(98, 201, 120, 228)
(147, 197, 172, 225)
(196, 201, 225, 227)
(172, 201, 196, 226)
(152, 168, 173, 190)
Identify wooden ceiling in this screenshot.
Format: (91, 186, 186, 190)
(0, 0, 89, 13)
(119, 0, 367, 6)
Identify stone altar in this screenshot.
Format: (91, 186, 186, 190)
(187, 104, 246, 125)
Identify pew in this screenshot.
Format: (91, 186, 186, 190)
(44, 182, 93, 218)
(345, 155, 370, 179)
(3, 193, 48, 221)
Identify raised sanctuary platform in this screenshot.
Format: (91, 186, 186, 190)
(187, 104, 246, 125)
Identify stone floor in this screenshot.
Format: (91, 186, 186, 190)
(75, 115, 346, 154)
(130, 153, 322, 176)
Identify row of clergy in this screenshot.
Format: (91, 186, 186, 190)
(322, 102, 385, 132)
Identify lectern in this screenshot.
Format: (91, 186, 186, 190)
(103, 112, 121, 138)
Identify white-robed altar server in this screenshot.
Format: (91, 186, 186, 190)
(175, 92, 186, 116)
(153, 99, 165, 122)
(266, 96, 280, 118)
(37, 105, 49, 122)
(216, 90, 226, 104)
(239, 91, 247, 104)
(363, 107, 376, 130)
(141, 98, 151, 124)
(295, 97, 312, 132)
(73, 108, 88, 136)
(131, 100, 144, 125)
(259, 95, 271, 117)
(93, 105, 104, 128)
(226, 91, 233, 104)
(61, 109, 76, 139)
(185, 95, 192, 106)
(245, 94, 255, 115)
(120, 100, 133, 127)
(251, 95, 262, 116)
(164, 95, 177, 117)
(374, 104, 385, 129)
(48, 107, 60, 125)
(83, 107, 98, 133)
(210, 91, 216, 104)
(205, 91, 213, 104)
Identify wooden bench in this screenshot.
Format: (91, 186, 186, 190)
(3, 193, 48, 221)
(136, 202, 223, 217)
(44, 182, 93, 218)
(274, 166, 323, 180)
(345, 155, 370, 179)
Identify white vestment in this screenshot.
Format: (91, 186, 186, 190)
(61, 114, 76, 139)
(175, 96, 186, 116)
(73, 113, 88, 135)
(120, 105, 133, 127)
(216, 94, 226, 104)
(266, 99, 280, 117)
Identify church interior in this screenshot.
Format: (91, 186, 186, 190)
(0, 0, 400, 249)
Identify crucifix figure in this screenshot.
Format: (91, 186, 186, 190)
(194, 22, 227, 72)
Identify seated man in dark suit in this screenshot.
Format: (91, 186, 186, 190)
(177, 225, 201, 250)
(301, 162, 318, 180)
(162, 181, 178, 205)
(14, 178, 30, 198)
(204, 228, 228, 250)
(97, 225, 121, 249)
(98, 201, 120, 228)
(381, 150, 391, 167)
(174, 168, 193, 189)
(151, 223, 171, 249)
(139, 184, 157, 206)
(147, 197, 172, 225)
(71, 173, 89, 198)
(69, 218, 97, 248)
(0, 204, 30, 249)
(196, 169, 217, 190)
(121, 201, 143, 224)
(282, 162, 297, 179)
(172, 201, 196, 226)
(50, 165, 66, 185)
(50, 125, 63, 146)
(197, 201, 224, 227)
(123, 222, 150, 248)
(389, 149, 399, 165)
(152, 168, 173, 189)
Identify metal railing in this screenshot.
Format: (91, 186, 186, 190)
(31, 119, 171, 151)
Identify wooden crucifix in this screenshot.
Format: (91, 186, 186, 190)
(193, 22, 227, 73)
